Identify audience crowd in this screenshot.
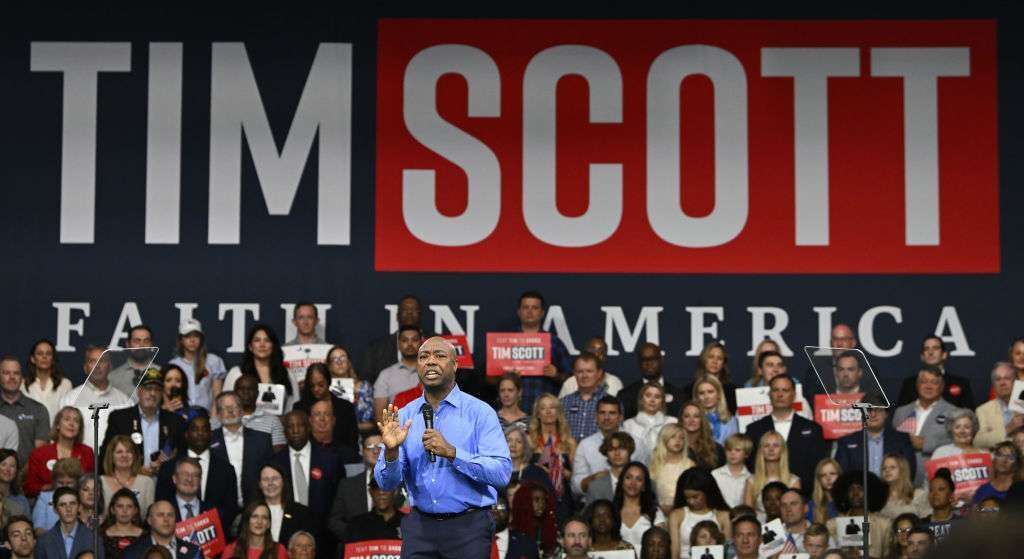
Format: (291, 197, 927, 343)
(1, 292, 1023, 559)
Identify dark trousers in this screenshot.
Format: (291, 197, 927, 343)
(400, 508, 494, 558)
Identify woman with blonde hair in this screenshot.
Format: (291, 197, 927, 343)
(528, 393, 576, 504)
(808, 458, 841, 524)
(879, 453, 930, 519)
(692, 375, 738, 445)
(100, 434, 155, 516)
(743, 431, 800, 516)
(24, 406, 94, 498)
(622, 382, 677, 457)
(679, 402, 725, 469)
(648, 424, 694, 514)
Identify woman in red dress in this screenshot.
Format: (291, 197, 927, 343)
(24, 406, 94, 498)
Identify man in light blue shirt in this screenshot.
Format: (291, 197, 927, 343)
(375, 336, 511, 558)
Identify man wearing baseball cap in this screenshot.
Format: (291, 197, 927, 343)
(101, 368, 187, 476)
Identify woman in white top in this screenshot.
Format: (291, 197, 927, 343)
(614, 462, 666, 549)
(649, 424, 694, 514)
(931, 408, 983, 459)
(99, 434, 155, 517)
(22, 339, 73, 423)
(668, 468, 732, 559)
(623, 382, 677, 458)
(223, 324, 300, 413)
(169, 319, 227, 412)
(743, 431, 800, 519)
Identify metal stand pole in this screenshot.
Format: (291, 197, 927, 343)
(857, 405, 870, 559)
(89, 403, 109, 557)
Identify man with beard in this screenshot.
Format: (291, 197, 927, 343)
(361, 295, 430, 386)
(101, 368, 185, 476)
(617, 343, 686, 419)
(155, 416, 238, 528)
(557, 519, 592, 559)
(61, 345, 129, 449)
(375, 337, 511, 558)
(108, 325, 160, 396)
(373, 325, 423, 420)
(308, 399, 359, 465)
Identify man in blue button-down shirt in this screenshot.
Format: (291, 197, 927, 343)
(375, 336, 511, 558)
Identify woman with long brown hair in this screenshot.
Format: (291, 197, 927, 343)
(170, 319, 226, 412)
(679, 402, 725, 469)
(223, 324, 298, 412)
(22, 339, 72, 423)
(223, 501, 288, 559)
(100, 488, 145, 559)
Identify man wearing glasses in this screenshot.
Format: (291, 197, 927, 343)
(328, 429, 407, 543)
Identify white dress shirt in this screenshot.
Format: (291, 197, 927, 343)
(291, 442, 312, 503)
(268, 503, 284, 541)
(571, 430, 611, 495)
(772, 410, 795, 441)
(914, 400, 935, 436)
(187, 449, 212, 498)
(495, 528, 509, 558)
(222, 426, 245, 506)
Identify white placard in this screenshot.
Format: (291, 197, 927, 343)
(282, 343, 333, 387)
(688, 545, 724, 559)
(330, 377, 356, 403)
(1009, 380, 1024, 414)
(779, 554, 810, 559)
(256, 383, 286, 415)
(587, 550, 636, 559)
(759, 518, 786, 556)
(836, 515, 865, 547)
(736, 385, 812, 432)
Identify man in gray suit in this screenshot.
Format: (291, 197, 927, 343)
(35, 488, 93, 559)
(891, 365, 961, 486)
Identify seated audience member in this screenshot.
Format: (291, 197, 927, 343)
(803, 522, 832, 559)
(778, 489, 812, 552)
(25, 406, 94, 498)
(328, 430, 392, 543)
(835, 402, 915, 479)
(896, 336, 975, 409)
(880, 454, 931, 519)
(23, 340, 74, 424)
(227, 375, 285, 450)
(730, 515, 761, 559)
(285, 302, 325, 346)
(155, 415, 238, 528)
(5, 516, 36, 559)
(614, 462, 666, 549)
(344, 479, 403, 543)
(307, 399, 359, 465)
(211, 391, 274, 506)
(906, 526, 934, 559)
(932, 408, 984, 459)
(679, 402, 725, 469)
(508, 291, 573, 414)
(973, 441, 1024, 503)
(800, 324, 857, 404)
(743, 431, 800, 516)
(528, 394, 576, 506)
(371, 325, 422, 420)
(649, 425, 694, 512)
(973, 496, 1002, 519)
(976, 362, 1024, 449)
(586, 432, 637, 506)
(560, 353, 608, 442)
(159, 365, 208, 424)
(584, 499, 635, 553)
(558, 517, 592, 559)
(100, 368, 186, 476)
(107, 326, 161, 396)
(0, 450, 29, 518)
(923, 468, 959, 544)
(745, 374, 825, 492)
(825, 470, 892, 558)
(692, 375, 738, 445)
(166, 458, 212, 522)
(510, 481, 558, 558)
(640, 526, 671, 559)
(506, 427, 557, 496)
(745, 339, 782, 388)
(256, 463, 315, 548)
(99, 436, 155, 526)
(687, 520, 726, 557)
(38, 487, 93, 559)
(808, 458, 841, 524)
(1014, 430, 1024, 459)
(667, 468, 732, 559)
(271, 411, 341, 535)
(100, 488, 145, 559)
(571, 396, 624, 495)
(712, 434, 752, 509)
(760, 482, 787, 523)
(324, 345, 374, 433)
(221, 502, 287, 559)
(728, 505, 756, 524)
(121, 500, 200, 559)
(490, 494, 538, 559)
(618, 343, 686, 419)
(682, 342, 739, 414)
(890, 513, 919, 559)
(169, 319, 226, 413)
(496, 373, 530, 432)
(76, 475, 101, 529)
(293, 363, 358, 450)
(622, 382, 676, 459)
(61, 345, 130, 449)
(0, 356, 49, 468)
(287, 532, 316, 559)
(222, 324, 299, 414)
(891, 365, 960, 486)
(32, 458, 82, 536)
(558, 337, 623, 398)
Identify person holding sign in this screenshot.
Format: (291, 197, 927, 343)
(971, 441, 1023, 503)
(824, 471, 891, 558)
(222, 325, 298, 415)
(373, 336, 511, 558)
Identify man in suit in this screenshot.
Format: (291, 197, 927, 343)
(892, 366, 961, 486)
(101, 368, 186, 476)
(155, 415, 238, 528)
(212, 391, 273, 506)
(618, 343, 686, 419)
(272, 410, 341, 532)
(976, 362, 1024, 449)
(123, 501, 200, 559)
(895, 336, 975, 409)
(36, 488, 93, 559)
(835, 404, 917, 479)
(163, 458, 214, 522)
(801, 324, 858, 408)
(745, 374, 827, 493)
(329, 430, 386, 543)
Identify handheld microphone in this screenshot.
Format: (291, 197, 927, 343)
(420, 403, 436, 462)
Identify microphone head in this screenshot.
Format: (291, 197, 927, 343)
(420, 403, 433, 420)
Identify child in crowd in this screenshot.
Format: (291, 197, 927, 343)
(711, 433, 753, 509)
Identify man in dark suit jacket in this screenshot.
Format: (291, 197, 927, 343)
(35, 488, 93, 559)
(155, 416, 238, 529)
(211, 391, 274, 505)
(618, 343, 686, 418)
(101, 369, 186, 475)
(745, 375, 827, 494)
(272, 410, 342, 532)
(123, 500, 201, 559)
(895, 336, 975, 409)
(835, 405, 917, 480)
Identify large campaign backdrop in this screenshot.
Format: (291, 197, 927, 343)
(1, 5, 1020, 401)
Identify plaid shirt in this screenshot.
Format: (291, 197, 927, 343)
(520, 333, 573, 413)
(561, 386, 608, 442)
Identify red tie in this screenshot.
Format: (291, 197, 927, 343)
(490, 536, 500, 559)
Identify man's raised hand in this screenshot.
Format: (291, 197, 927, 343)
(378, 404, 412, 450)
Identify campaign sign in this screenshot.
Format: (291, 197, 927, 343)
(440, 334, 475, 369)
(330, 377, 356, 403)
(686, 545, 724, 559)
(282, 343, 333, 387)
(759, 518, 786, 556)
(1009, 380, 1024, 414)
(735, 386, 810, 432)
(256, 383, 286, 415)
(780, 554, 811, 559)
(836, 516, 865, 547)
(343, 539, 402, 559)
(926, 453, 993, 500)
(815, 393, 864, 439)
(485, 333, 551, 376)
(174, 509, 225, 559)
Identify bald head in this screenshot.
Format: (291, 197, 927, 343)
(417, 337, 458, 392)
(419, 336, 457, 360)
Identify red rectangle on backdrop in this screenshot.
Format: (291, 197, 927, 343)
(376, 19, 998, 273)
(486, 332, 551, 376)
(441, 334, 475, 369)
